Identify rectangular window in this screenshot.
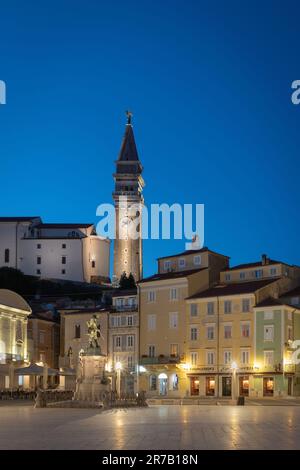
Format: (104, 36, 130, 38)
(149, 345, 155, 357)
(39, 353, 46, 364)
(224, 300, 232, 314)
(241, 323, 250, 338)
(148, 314, 156, 330)
(169, 312, 178, 329)
(264, 325, 274, 342)
(270, 267, 277, 276)
(255, 269, 263, 278)
(127, 315, 133, 326)
(288, 326, 293, 341)
(149, 375, 157, 391)
(240, 272, 245, 280)
(207, 326, 215, 340)
(91, 260, 96, 268)
(224, 325, 232, 339)
(170, 288, 178, 300)
(194, 255, 201, 266)
(75, 324, 81, 338)
(36, 269, 41, 275)
(61, 269, 66, 274)
(264, 350, 274, 366)
(207, 351, 215, 365)
(164, 260, 171, 271)
(190, 327, 198, 341)
(207, 302, 214, 315)
(37, 256, 41, 265)
(225, 273, 231, 281)
(127, 335, 134, 348)
(170, 343, 179, 356)
(4, 249, 9, 263)
(62, 243, 66, 249)
(264, 311, 274, 320)
(115, 336, 121, 348)
(191, 352, 198, 366)
(62, 256, 66, 265)
(37, 244, 41, 249)
(190, 303, 198, 316)
(224, 350, 232, 365)
(242, 299, 250, 313)
(178, 258, 186, 268)
(241, 349, 250, 365)
(147, 290, 156, 302)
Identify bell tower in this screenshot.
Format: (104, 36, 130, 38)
(113, 112, 145, 283)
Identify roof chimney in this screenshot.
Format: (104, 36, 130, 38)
(261, 254, 267, 265)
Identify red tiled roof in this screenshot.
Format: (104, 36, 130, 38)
(157, 247, 229, 260)
(187, 278, 279, 299)
(139, 268, 207, 284)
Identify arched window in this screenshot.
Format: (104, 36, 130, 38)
(4, 249, 9, 263)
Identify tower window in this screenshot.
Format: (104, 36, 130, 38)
(37, 256, 41, 265)
(62, 256, 66, 265)
(61, 269, 66, 274)
(92, 260, 96, 268)
(37, 244, 41, 249)
(36, 269, 41, 275)
(75, 324, 81, 339)
(62, 243, 66, 249)
(4, 249, 9, 263)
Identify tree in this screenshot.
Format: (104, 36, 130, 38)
(118, 272, 136, 290)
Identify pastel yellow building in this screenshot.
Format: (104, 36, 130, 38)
(138, 247, 229, 398)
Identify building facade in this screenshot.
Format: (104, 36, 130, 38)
(0, 217, 110, 284)
(27, 311, 60, 369)
(138, 248, 229, 398)
(0, 289, 31, 389)
(108, 289, 139, 394)
(112, 113, 145, 283)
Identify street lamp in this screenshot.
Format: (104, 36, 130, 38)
(231, 361, 238, 402)
(115, 361, 122, 397)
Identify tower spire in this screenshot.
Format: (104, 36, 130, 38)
(126, 110, 133, 125)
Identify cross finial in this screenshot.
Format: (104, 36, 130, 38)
(126, 110, 133, 125)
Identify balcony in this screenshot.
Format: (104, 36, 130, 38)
(112, 305, 137, 312)
(140, 355, 180, 365)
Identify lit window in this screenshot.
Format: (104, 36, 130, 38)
(170, 343, 179, 356)
(241, 323, 250, 338)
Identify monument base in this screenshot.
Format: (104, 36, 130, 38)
(74, 353, 111, 402)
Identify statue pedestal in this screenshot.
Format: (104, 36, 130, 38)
(75, 350, 111, 403)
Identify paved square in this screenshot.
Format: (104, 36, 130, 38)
(0, 404, 300, 450)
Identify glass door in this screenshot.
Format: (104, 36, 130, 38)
(222, 376, 232, 396)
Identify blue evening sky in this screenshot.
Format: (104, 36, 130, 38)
(1, 0, 300, 277)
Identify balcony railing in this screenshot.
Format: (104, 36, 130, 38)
(140, 355, 180, 365)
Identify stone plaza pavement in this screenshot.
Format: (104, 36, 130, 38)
(0, 404, 300, 450)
